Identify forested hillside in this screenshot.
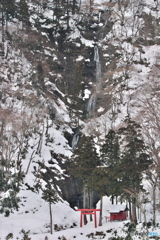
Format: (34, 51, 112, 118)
(0, 0, 160, 239)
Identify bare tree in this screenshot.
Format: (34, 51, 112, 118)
(140, 97, 160, 225)
(139, 54, 160, 224)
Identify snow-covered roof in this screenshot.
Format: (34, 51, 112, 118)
(108, 204, 127, 213)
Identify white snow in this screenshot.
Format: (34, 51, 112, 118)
(1, 195, 160, 239)
(108, 204, 127, 213)
(97, 107, 105, 113)
(76, 55, 84, 62)
(83, 89, 91, 99)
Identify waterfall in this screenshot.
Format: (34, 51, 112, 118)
(87, 93, 97, 115)
(71, 132, 79, 150)
(87, 45, 102, 117)
(94, 45, 102, 91)
(94, 45, 100, 62)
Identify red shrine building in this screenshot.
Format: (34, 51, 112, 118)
(107, 204, 128, 221)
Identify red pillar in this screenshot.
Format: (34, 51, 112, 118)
(80, 211, 83, 227)
(94, 211, 97, 228)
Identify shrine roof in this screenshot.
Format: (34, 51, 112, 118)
(108, 204, 128, 213)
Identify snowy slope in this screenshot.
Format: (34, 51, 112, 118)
(1, 196, 160, 239)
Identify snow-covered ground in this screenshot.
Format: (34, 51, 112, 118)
(0, 194, 125, 239)
(0, 193, 160, 240)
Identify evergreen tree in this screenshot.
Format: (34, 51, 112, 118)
(1, 0, 16, 21)
(118, 117, 151, 191)
(100, 129, 122, 200)
(68, 134, 101, 219)
(36, 63, 44, 89)
(117, 117, 152, 224)
(0, 170, 6, 191)
(100, 119, 152, 225)
(34, 160, 62, 234)
(17, 0, 31, 28)
(101, 129, 120, 167)
(42, 180, 60, 234)
(69, 135, 100, 185)
(0, 172, 21, 216)
(88, 166, 109, 226)
(44, 0, 79, 35)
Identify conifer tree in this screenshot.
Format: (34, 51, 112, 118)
(42, 180, 60, 234)
(100, 119, 152, 225)
(69, 135, 100, 185)
(100, 129, 121, 201)
(18, 0, 31, 28)
(68, 134, 101, 223)
(0, 170, 6, 191)
(117, 117, 152, 225)
(1, 0, 16, 21)
(88, 166, 109, 226)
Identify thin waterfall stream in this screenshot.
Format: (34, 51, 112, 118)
(71, 132, 79, 150)
(87, 45, 102, 117)
(71, 46, 102, 150)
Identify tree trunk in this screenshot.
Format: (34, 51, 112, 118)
(116, 196, 118, 204)
(98, 196, 103, 226)
(153, 185, 156, 225)
(72, 0, 76, 14)
(49, 202, 53, 234)
(2, 8, 4, 52)
(118, 0, 121, 11)
(89, 0, 94, 13)
(132, 197, 137, 225)
(142, 206, 148, 234)
(78, 0, 81, 12)
(129, 199, 132, 221)
(139, 207, 141, 222)
(66, 0, 69, 29)
(83, 184, 88, 225)
(26, 150, 35, 174)
(111, 195, 114, 204)
(137, 207, 140, 222)
(89, 189, 93, 221)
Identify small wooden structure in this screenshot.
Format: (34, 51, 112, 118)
(77, 209, 100, 228)
(108, 204, 128, 221)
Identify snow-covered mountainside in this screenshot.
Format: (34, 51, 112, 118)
(0, 0, 160, 239)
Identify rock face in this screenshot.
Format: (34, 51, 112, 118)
(0, 0, 160, 209)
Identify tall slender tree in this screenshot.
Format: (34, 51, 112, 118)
(42, 180, 60, 234)
(68, 135, 100, 223)
(69, 135, 100, 184)
(18, 0, 31, 29)
(88, 166, 109, 226)
(100, 129, 121, 201)
(117, 117, 152, 225)
(100, 119, 152, 225)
